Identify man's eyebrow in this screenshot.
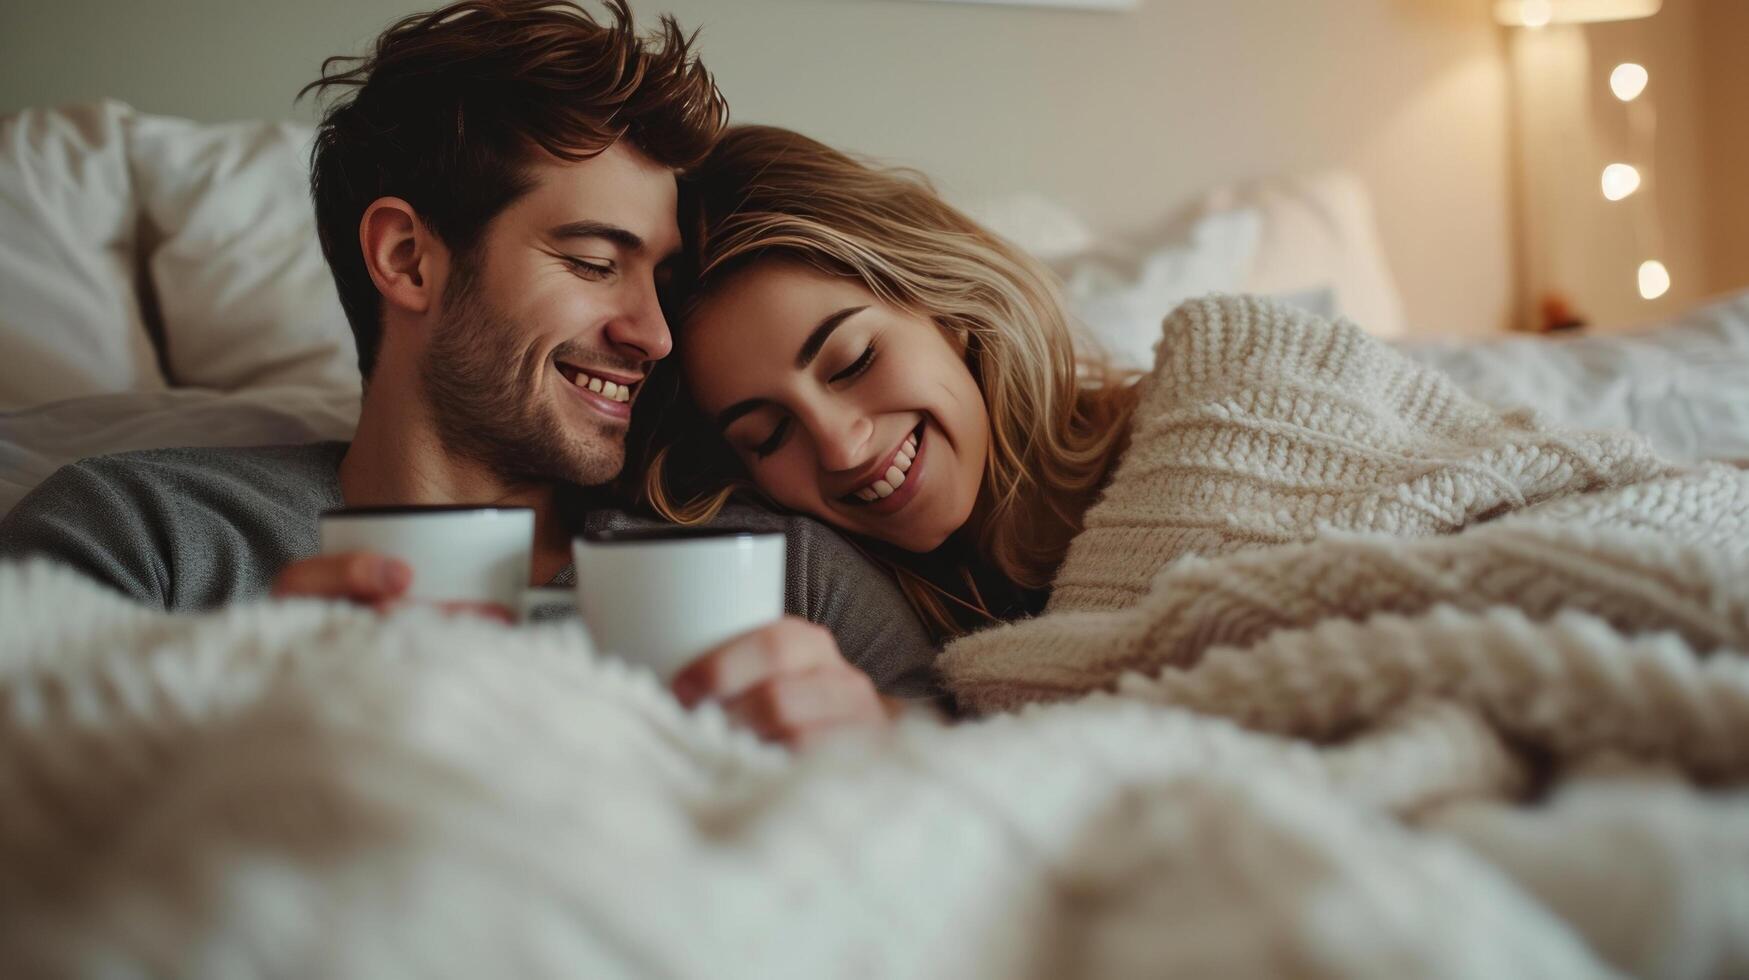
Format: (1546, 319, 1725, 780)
(796, 306, 868, 369)
(547, 220, 645, 253)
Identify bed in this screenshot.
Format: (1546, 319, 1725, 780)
(4, 103, 1748, 978)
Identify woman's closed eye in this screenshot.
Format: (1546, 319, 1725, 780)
(752, 418, 791, 459)
(743, 343, 877, 460)
(828, 343, 877, 384)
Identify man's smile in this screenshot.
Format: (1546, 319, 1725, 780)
(555, 360, 642, 420)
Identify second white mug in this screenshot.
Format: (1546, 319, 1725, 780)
(572, 527, 786, 679)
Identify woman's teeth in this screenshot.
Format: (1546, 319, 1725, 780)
(568, 368, 632, 403)
(854, 431, 919, 502)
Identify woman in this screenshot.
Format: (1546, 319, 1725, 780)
(635, 125, 1138, 641)
(637, 127, 1694, 735)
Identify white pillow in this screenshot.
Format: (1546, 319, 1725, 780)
(128, 114, 360, 393)
(0, 102, 167, 410)
(0, 387, 361, 518)
(952, 193, 1263, 371)
(1202, 171, 1407, 338)
(1058, 208, 1262, 371)
(962, 175, 1400, 370)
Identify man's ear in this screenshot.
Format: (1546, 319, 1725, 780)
(359, 197, 443, 316)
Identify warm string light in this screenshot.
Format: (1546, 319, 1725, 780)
(1601, 163, 1641, 201)
(1638, 260, 1670, 300)
(1610, 62, 1649, 101)
(1599, 62, 1664, 301)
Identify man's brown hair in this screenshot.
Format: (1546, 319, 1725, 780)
(299, 0, 727, 380)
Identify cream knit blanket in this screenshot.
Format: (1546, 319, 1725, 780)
(944, 295, 1748, 712)
(3, 296, 1746, 977)
(5, 567, 1748, 980)
(6, 561, 1746, 979)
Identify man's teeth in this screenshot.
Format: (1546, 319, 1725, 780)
(568, 368, 632, 403)
(854, 431, 920, 502)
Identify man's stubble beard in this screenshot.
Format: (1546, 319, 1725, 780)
(420, 262, 625, 489)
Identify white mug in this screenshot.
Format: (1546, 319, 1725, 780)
(318, 506, 535, 611)
(572, 528, 786, 679)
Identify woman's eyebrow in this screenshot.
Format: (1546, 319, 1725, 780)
(716, 305, 869, 429)
(795, 306, 867, 369)
(717, 397, 770, 430)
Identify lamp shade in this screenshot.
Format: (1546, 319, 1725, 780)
(1495, 0, 1662, 26)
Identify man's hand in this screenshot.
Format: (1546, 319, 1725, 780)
(671, 617, 894, 748)
(270, 552, 513, 622)
(272, 552, 412, 604)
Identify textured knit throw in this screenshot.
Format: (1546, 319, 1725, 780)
(942, 295, 1747, 710)
(3, 296, 1748, 978)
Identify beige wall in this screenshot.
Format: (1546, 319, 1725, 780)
(0, 0, 1517, 336)
(1698, 0, 1749, 299)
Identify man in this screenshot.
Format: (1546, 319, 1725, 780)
(0, 0, 937, 744)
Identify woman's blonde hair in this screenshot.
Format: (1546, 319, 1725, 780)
(633, 125, 1137, 639)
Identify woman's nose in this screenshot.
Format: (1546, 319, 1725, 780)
(811, 410, 875, 473)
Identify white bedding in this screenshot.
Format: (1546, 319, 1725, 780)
(1402, 289, 1749, 465)
(0, 102, 167, 410)
(0, 387, 358, 515)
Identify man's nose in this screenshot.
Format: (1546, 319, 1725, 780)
(602, 276, 673, 362)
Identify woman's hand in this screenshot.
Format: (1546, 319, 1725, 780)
(671, 617, 894, 748)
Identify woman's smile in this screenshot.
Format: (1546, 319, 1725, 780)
(839, 420, 927, 516)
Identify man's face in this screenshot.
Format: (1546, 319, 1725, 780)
(420, 143, 680, 488)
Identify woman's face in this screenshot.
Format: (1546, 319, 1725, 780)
(680, 262, 990, 553)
